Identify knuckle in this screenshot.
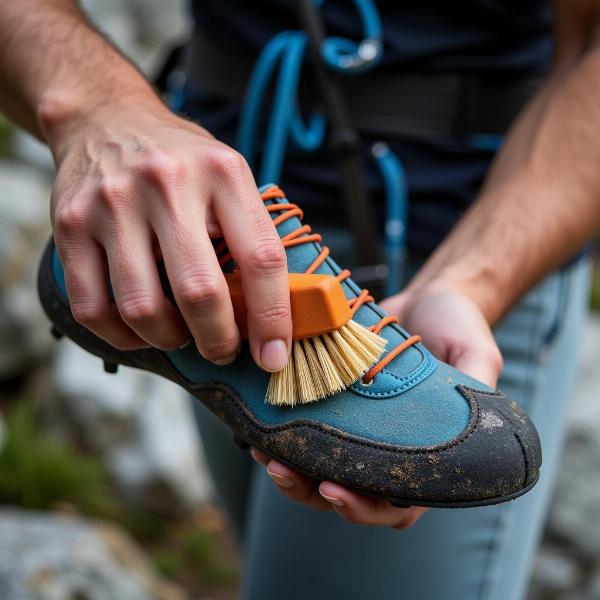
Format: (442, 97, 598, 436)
(119, 293, 159, 325)
(177, 272, 223, 309)
(253, 303, 291, 326)
(71, 301, 105, 329)
(98, 177, 131, 213)
(54, 202, 88, 236)
(144, 152, 187, 188)
(199, 335, 240, 361)
(246, 240, 287, 273)
(210, 148, 249, 180)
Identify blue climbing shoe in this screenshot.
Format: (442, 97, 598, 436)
(38, 185, 541, 508)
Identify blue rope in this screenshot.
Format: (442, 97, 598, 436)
(236, 0, 406, 291)
(372, 143, 407, 295)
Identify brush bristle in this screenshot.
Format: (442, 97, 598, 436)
(265, 320, 387, 406)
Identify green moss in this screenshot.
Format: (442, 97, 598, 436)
(183, 531, 238, 585)
(590, 269, 600, 312)
(0, 115, 14, 157)
(152, 549, 181, 579)
(0, 401, 115, 515)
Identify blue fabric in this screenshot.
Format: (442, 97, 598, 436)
(192, 253, 591, 600)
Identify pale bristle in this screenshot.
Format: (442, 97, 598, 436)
(302, 338, 328, 400)
(265, 319, 387, 406)
(322, 332, 357, 385)
(342, 320, 388, 362)
(294, 339, 315, 404)
(266, 354, 296, 406)
(312, 336, 345, 394)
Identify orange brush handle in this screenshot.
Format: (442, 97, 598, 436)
(226, 272, 352, 340)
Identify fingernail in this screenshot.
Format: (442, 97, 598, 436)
(267, 468, 294, 489)
(260, 339, 289, 372)
(320, 492, 345, 507)
(213, 354, 237, 366)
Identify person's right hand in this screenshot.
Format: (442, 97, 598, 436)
(46, 97, 292, 372)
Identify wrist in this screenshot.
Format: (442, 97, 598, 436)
(403, 258, 509, 326)
(37, 82, 163, 161)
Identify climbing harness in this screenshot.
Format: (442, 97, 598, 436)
(237, 0, 407, 296)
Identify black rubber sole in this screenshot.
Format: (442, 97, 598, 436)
(39, 242, 539, 509)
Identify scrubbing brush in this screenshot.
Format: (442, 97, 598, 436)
(226, 272, 387, 406)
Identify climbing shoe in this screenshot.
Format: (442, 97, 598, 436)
(38, 185, 541, 508)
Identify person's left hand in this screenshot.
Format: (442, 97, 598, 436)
(250, 281, 503, 528)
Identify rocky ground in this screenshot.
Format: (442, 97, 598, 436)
(529, 315, 600, 600)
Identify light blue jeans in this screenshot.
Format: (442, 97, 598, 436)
(193, 252, 590, 600)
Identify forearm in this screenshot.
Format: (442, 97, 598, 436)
(0, 0, 161, 153)
(406, 43, 600, 325)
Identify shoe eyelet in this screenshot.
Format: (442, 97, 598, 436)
(360, 378, 374, 387)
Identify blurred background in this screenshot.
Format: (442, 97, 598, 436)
(0, 2, 598, 599)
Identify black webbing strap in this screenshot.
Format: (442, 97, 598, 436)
(184, 33, 543, 141)
(297, 0, 381, 272)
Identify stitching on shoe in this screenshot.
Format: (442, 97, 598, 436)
(192, 382, 502, 456)
(350, 348, 436, 397)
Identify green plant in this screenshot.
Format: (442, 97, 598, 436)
(183, 530, 238, 585)
(590, 261, 600, 312)
(0, 115, 13, 157)
(0, 401, 116, 515)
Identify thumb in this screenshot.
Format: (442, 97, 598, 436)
(448, 342, 503, 388)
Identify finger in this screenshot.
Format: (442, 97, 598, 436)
(378, 292, 410, 321)
(258, 457, 332, 512)
(250, 448, 270, 466)
(212, 174, 291, 373)
(103, 227, 189, 350)
(319, 481, 428, 528)
(153, 214, 241, 365)
(449, 341, 503, 388)
(59, 240, 147, 350)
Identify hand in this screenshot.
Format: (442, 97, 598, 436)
(379, 284, 503, 388)
(251, 281, 503, 527)
(47, 97, 292, 372)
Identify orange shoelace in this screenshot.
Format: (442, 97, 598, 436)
(215, 186, 420, 384)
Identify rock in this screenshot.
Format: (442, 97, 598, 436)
(528, 545, 580, 600)
(571, 569, 600, 600)
(0, 508, 184, 600)
(11, 132, 54, 174)
(545, 315, 600, 558)
(54, 340, 213, 514)
(79, 0, 191, 76)
(0, 162, 53, 378)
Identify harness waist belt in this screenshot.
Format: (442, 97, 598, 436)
(184, 33, 543, 140)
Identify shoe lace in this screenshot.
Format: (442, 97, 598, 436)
(215, 186, 421, 384)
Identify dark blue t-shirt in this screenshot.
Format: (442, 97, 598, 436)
(184, 1, 553, 255)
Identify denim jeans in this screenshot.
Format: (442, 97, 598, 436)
(192, 240, 590, 600)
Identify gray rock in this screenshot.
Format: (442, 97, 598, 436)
(572, 569, 600, 600)
(0, 162, 53, 378)
(79, 0, 191, 75)
(528, 545, 580, 600)
(55, 340, 213, 514)
(545, 316, 600, 558)
(0, 508, 184, 600)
